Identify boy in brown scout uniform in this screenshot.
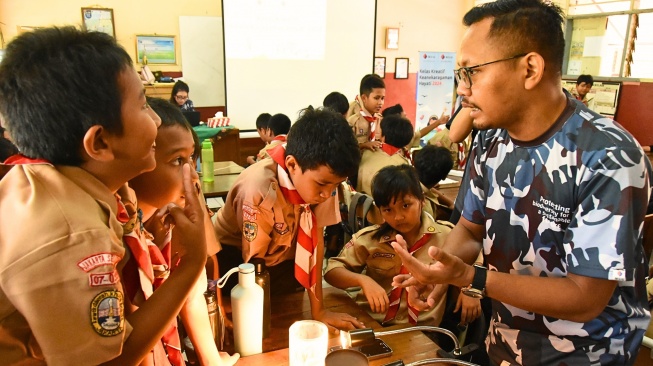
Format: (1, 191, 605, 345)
(214, 108, 365, 333)
(0, 27, 208, 365)
(413, 145, 455, 221)
(250, 113, 291, 163)
(347, 74, 385, 151)
(356, 114, 413, 195)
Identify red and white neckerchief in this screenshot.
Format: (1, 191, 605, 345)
(360, 109, 378, 141)
(457, 142, 467, 170)
(383, 233, 433, 325)
(268, 144, 318, 293)
(380, 143, 402, 157)
(4, 154, 50, 165)
(117, 200, 183, 366)
(272, 134, 287, 142)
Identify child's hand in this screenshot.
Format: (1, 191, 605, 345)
(359, 276, 389, 313)
(454, 290, 482, 325)
(406, 283, 447, 311)
(360, 140, 382, 151)
(314, 310, 366, 334)
(216, 351, 239, 366)
(157, 164, 207, 263)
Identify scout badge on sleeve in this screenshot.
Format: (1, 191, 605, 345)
(90, 290, 125, 336)
(244, 222, 257, 242)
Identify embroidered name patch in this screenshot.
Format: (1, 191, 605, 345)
(608, 268, 626, 281)
(372, 252, 395, 259)
(90, 290, 124, 337)
(89, 270, 120, 287)
(242, 204, 259, 222)
(244, 221, 258, 242)
(77, 253, 122, 272)
(344, 240, 354, 249)
(274, 222, 289, 235)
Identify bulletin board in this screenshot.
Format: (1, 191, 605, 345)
(562, 79, 621, 116)
(81, 8, 115, 38)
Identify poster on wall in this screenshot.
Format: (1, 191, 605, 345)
(416, 52, 456, 134)
(562, 79, 621, 116)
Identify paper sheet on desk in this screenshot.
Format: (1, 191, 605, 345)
(448, 170, 464, 178)
(439, 177, 458, 186)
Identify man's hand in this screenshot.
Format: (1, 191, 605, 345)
(359, 276, 389, 313)
(314, 310, 366, 334)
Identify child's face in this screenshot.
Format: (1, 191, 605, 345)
(286, 156, 343, 205)
(257, 127, 271, 143)
(379, 194, 423, 236)
(111, 69, 160, 178)
(129, 124, 196, 212)
(361, 88, 385, 114)
(576, 82, 592, 98)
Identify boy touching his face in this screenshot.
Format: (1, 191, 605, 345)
(214, 108, 365, 333)
(0, 27, 207, 365)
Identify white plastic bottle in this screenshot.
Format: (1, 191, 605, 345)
(217, 263, 263, 356)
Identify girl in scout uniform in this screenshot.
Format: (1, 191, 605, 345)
(325, 165, 482, 326)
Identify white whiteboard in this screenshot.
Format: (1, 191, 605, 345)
(179, 16, 225, 107)
(223, 0, 376, 130)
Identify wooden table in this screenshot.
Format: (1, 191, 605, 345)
(230, 287, 444, 365)
(437, 171, 463, 202)
(200, 161, 244, 199)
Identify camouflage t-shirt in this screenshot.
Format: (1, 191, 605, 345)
(463, 99, 652, 365)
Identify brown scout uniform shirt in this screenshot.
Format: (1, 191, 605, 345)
(0, 165, 132, 365)
(347, 108, 382, 145)
(213, 158, 340, 267)
(255, 137, 286, 162)
(357, 148, 410, 195)
(325, 212, 453, 325)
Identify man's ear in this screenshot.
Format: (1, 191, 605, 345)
(82, 125, 115, 162)
(523, 52, 545, 91)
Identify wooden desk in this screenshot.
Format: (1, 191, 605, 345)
(437, 172, 463, 202)
(213, 161, 245, 176)
(144, 83, 174, 99)
(233, 287, 443, 365)
(202, 173, 240, 199)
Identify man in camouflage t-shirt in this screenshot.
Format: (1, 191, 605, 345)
(389, 1, 652, 365)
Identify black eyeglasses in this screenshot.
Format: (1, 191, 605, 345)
(454, 53, 528, 89)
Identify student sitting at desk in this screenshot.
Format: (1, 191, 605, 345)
(126, 97, 239, 365)
(250, 113, 291, 164)
(325, 165, 481, 326)
(214, 108, 365, 333)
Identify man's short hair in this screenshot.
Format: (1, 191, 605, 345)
(323, 92, 349, 116)
(413, 145, 454, 188)
(285, 108, 360, 178)
(0, 27, 132, 165)
(380, 115, 414, 148)
(268, 113, 291, 136)
(359, 74, 385, 97)
(576, 74, 594, 86)
(382, 104, 404, 118)
(255, 113, 271, 130)
(463, 0, 565, 75)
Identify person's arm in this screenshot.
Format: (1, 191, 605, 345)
(430, 187, 454, 209)
(246, 156, 257, 165)
(447, 108, 473, 143)
(101, 164, 207, 365)
(179, 270, 240, 366)
(419, 113, 450, 138)
(309, 234, 366, 333)
(325, 267, 389, 314)
(392, 217, 617, 323)
(359, 140, 382, 151)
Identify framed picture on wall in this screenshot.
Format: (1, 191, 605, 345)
(374, 57, 386, 78)
(386, 28, 399, 49)
(395, 58, 409, 79)
(81, 8, 115, 38)
(135, 35, 177, 64)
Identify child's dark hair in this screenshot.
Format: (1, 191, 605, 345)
(359, 74, 385, 96)
(0, 137, 19, 162)
(169, 80, 190, 104)
(0, 27, 132, 165)
(323, 92, 349, 116)
(371, 165, 424, 240)
(256, 113, 272, 130)
(382, 104, 404, 118)
(147, 97, 198, 160)
(268, 113, 291, 136)
(285, 108, 360, 178)
(413, 145, 454, 188)
(380, 115, 414, 148)
(576, 74, 594, 86)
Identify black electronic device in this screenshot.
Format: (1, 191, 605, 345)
(329, 338, 393, 360)
(182, 111, 201, 127)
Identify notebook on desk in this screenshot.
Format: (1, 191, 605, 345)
(182, 111, 201, 127)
